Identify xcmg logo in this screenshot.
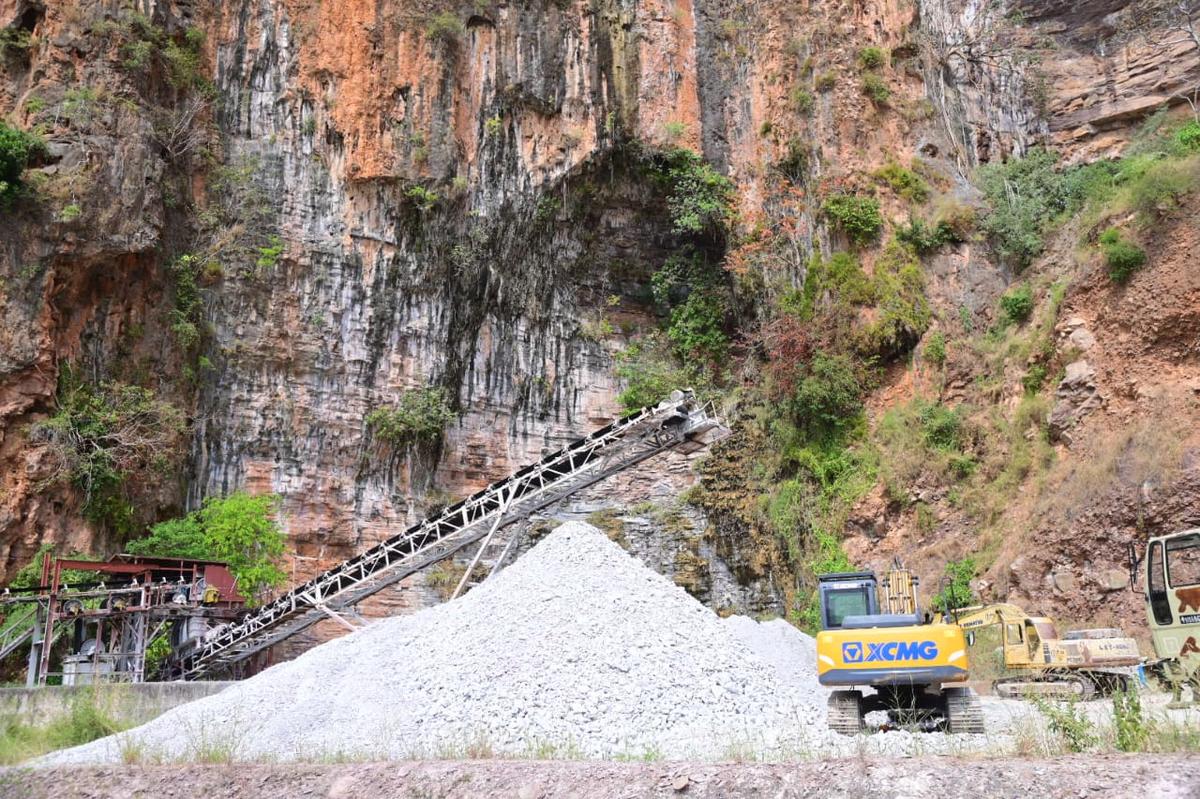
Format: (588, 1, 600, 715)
(842, 640, 939, 663)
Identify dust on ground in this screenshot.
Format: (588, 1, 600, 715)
(3, 755, 1198, 799)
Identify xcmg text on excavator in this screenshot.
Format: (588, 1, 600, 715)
(815, 564, 984, 735)
(1129, 527, 1200, 706)
(951, 603, 1140, 699)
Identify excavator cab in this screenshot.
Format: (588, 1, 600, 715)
(817, 572, 880, 629)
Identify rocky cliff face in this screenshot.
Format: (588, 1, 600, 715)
(2, 0, 1198, 654)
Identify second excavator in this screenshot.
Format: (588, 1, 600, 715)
(952, 602, 1141, 698)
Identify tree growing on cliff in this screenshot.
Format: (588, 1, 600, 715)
(124, 492, 287, 602)
(33, 368, 188, 534)
(0, 121, 43, 208)
(367, 387, 456, 450)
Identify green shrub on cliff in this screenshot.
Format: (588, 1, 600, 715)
(875, 160, 930, 203)
(821, 194, 882, 246)
(1177, 120, 1200, 151)
(0, 121, 42, 208)
(1098, 227, 1147, 282)
(615, 333, 703, 412)
(856, 242, 930, 359)
(125, 492, 287, 601)
(651, 147, 736, 236)
(426, 13, 465, 45)
(367, 386, 456, 449)
(857, 47, 886, 70)
(34, 368, 187, 533)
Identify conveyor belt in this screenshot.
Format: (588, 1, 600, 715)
(169, 391, 725, 679)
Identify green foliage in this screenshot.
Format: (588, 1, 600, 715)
(789, 87, 814, 115)
(367, 386, 456, 449)
(815, 71, 837, 92)
(775, 138, 809, 183)
(405, 185, 439, 212)
(125, 492, 287, 601)
(7, 545, 100, 590)
(33, 368, 186, 533)
(795, 529, 854, 632)
(924, 331, 946, 366)
(57, 203, 82, 222)
(667, 291, 729, 366)
(857, 242, 930, 359)
(931, 556, 976, 612)
(0, 692, 127, 765)
(168, 254, 206, 350)
(861, 73, 890, 105)
(663, 120, 687, 140)
(857, 47, 886, 69)
(1034, 697, 1098, 753)
(0, 120, 42, 208)
(821, 194, 882, 246)
(650, 251, 720, 309)
(1178, 121, 1200, 151)
(1127, 157, 1199, 221)
(1112, 689, 1149, 753)
(796, 251, 875, 319)
(0, 27, 33, 57)
(484, 115, 503, 137)
(426, 12, 465, 45)
(111, 12, 209, 89)
(1021, 363, 1047, 394)
(788, 351, 863, 442)
(976, 148, 1109, 270)
(897, 198, 977, 256)
(615, 333, 702, 412)
(876, 398, 975, 501)
(651, 147, 735, 235)
(875, 160, 930, 203)
(255, 235, 284, 270)
(999, 284, 1034, 325)
(1098, 227, 1146, 282)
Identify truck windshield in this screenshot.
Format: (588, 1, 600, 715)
(824, 587, 872, 629)
(1166, 533, 1200, 588)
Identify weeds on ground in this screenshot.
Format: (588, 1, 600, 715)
(1112, 689, 1149, 752)
(1032, 696, 1097, 753)
(0, 691, 127, 765)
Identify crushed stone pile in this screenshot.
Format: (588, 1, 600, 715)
(722, 615, 819, 690)
(40, 522, 830, 764)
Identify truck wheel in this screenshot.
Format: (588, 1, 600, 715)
(827, 690, 864, 735)
(943, 686, 985, 734)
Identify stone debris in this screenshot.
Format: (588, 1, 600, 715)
(37, 522, 1036, 766)
(1048, 359, 1104, 443)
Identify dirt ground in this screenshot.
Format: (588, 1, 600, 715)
(2, 755, 1198, 799)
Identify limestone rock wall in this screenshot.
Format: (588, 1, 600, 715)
(2, 0, 1197, 656)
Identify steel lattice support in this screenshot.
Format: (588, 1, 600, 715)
(170, 392, 725, 680)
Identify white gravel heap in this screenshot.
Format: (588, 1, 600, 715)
(722, 615, 819, 689)
(41, 522, 828, 764)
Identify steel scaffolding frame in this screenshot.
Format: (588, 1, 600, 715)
(170, 392, 725, 680)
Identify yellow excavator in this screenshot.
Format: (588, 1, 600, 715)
(814, 563, 984, 734)
(951, 603, 1141, 698)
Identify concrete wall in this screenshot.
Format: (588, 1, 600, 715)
(0, 682, 235, 728)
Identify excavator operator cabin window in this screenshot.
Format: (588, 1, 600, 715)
(1148, 541, 1173, 626)
(1005, 623, 1022, 644)
(1166, 533, 1200, 588)
(824, 586, 872, 629)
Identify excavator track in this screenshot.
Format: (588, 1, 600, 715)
(943, 686, 985, 734)
(826, 690, 865, 735)
(993, 673, 1097, 700)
